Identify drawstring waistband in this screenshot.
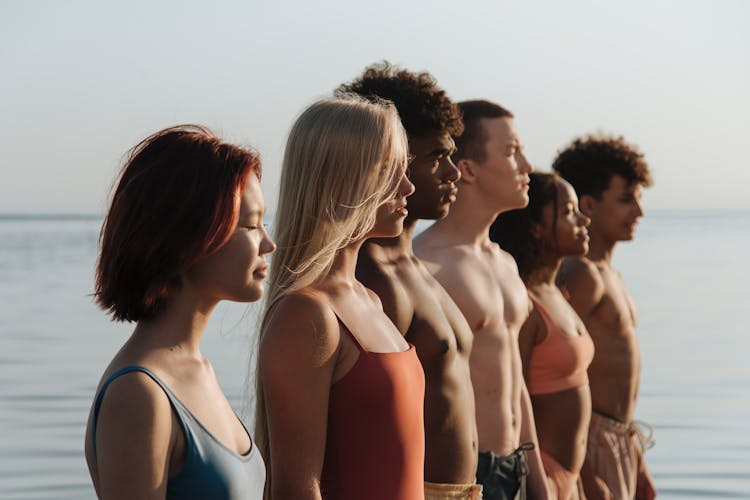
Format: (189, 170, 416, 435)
(631, 419, 655, 452)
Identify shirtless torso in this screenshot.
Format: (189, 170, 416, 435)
(415, 237, 529, 456)
(356, 129, 479, 484)
(557, 256, 640, 422)
(358, 235, 478, 484)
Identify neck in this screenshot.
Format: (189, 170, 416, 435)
(525, 253, 562, 287)
(327, 238, 366, 285)
(586, 232, 615, 262)
(131, 289, 217, 357)
(431, 189, 501, 246)
(365, 218, 417, 256)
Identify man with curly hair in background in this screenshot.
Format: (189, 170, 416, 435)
(415, 99, 550, 500)
(337, 62, 482, 499)
(552, 135, 656, 500)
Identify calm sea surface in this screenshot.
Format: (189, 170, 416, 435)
(1, 212, 748, 499)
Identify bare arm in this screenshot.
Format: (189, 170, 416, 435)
(519, 383, 551, 500)
(94, 373, 173, 499)
(260, 293, 340, 500)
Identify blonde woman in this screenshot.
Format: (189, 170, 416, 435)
(255, 97, 421, 499)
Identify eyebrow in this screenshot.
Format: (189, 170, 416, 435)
(431, 142, 457, 156)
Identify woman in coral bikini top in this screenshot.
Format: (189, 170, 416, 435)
(255, 97, 425, 499)
(491, 172, 595, 500)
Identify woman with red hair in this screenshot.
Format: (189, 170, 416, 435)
(84, 125, 275, 499)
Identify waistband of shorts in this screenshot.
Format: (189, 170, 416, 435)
(424, 480, 483, 498)
(478, 442, 535, 466)
(590, 411, 655, 450)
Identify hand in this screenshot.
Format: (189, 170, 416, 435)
(635, 463, 656, 500)
(579, 460, 613, 500)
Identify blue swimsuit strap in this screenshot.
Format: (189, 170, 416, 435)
(91, 365, 176, 457)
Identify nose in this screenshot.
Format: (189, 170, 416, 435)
(441, 156, 461, 183)
(634, 199, 644, 218)
(260, 226, 276, 255)
(399, 172, 415, 198)
(577, 210, 591, 227)
(518, 151, 533, 174)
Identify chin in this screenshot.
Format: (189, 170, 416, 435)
(621, 230, 636, 241)
(514, 195, 529, 209)
(431, 206, 450, 220)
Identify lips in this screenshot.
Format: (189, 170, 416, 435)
(442, 186, 458, 203)
(253, 264, 268, 278)
(395, 204, 408, 217)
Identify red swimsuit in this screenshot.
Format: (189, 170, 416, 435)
(320, 310, 425, 499)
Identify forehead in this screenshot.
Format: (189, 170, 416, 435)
(409, 131, 454, 156)
(604, 174, 640, 196)
(239, 174, 265, 216)
(555, 178, 578, 203)
(480, 116, 516, 143)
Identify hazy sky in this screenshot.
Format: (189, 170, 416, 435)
(2, 0, 748, 213)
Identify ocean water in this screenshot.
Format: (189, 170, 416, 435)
(0, 212, 748, 499)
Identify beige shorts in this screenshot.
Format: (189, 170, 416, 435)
(582, 412, 654, 500)
(424, 480, 483, 499)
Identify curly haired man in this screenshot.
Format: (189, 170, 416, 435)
(553, 135, 656, 500)
(338, 62, 483, 499)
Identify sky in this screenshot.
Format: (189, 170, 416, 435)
(2, 0, 748, 214)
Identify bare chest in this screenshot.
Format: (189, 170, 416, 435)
(587, 268, 639, 348)
(400, 263, 474, 358)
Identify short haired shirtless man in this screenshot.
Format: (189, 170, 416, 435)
(415, 100, 549, 500)
(552, 135, 656, 500)
(337, 62, 481, 499)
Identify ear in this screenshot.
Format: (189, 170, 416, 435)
(579, 194, 596, 217)
(456, 158, 477, 184)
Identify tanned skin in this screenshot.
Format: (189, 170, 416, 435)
(557, 174, 656, 499)
(517, 178, 592, 498)
(415, 116, 549, 499)
(357, 131, 478, 484)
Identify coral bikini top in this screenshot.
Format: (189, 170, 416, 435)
(527, 297, 595, 395)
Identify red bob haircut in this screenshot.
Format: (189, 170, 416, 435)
(95, 125, 261, 322)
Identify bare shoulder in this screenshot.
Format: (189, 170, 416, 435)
(261, 291, 341, 367)
(558, 256, 604, 292)
(413, 227, 464, 264)
(92, 369, 174, 458)
(357, 260, 402, 307)
(363, 285, 385, 310)
(416, 239, 471, 270)
(493, 244, 521, 272)
(98, 369, 172, 416)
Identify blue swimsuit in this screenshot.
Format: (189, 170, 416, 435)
(92, 366, 265, 499)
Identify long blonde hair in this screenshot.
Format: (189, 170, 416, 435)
(254, 95, 409, 490)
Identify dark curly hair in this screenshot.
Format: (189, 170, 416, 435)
(335, 61, 463, 138)
(552, 134, 652, 199)
(490, 172, 559, 282)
